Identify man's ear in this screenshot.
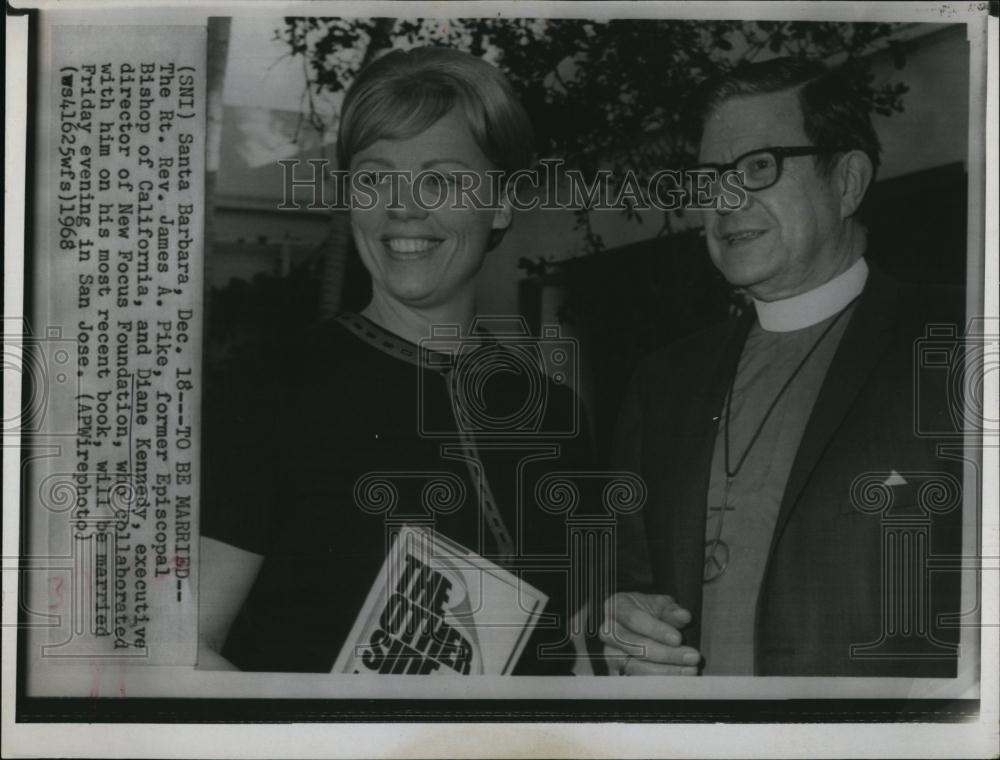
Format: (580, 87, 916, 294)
(835, 149, 874, 219)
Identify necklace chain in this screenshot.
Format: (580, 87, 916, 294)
(704, 299, 859, 585)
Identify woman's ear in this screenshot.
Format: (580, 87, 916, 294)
(485, 190, 514, 251)
(491, 189, 513, 231)
(836, 149, 874, 219)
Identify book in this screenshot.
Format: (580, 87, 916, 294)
(333, 526, 547, 675)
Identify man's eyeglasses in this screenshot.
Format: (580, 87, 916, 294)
(688, 145, 848, 195)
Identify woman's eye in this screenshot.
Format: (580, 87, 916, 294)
(421, 174, 457, 194)
(355, 169, 389, 187)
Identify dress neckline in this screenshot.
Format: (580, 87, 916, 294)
(335, 312, 451, 371)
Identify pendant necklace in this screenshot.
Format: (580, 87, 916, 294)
(703, 300, 857, 583)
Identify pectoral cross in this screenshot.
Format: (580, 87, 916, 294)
(703, 477, 735, 583)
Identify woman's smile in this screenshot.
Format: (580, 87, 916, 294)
(382, 236, 444, 257)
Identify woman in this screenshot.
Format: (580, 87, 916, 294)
(199, 47, 593, 675)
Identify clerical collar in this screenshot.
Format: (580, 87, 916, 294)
(753, 257, 869, 333)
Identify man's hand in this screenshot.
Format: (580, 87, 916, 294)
(600, 592, 701, 676)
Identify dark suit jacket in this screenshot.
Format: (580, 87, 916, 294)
(612, 266, 965, 676)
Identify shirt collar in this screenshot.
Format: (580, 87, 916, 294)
(753, 257, 869, 333)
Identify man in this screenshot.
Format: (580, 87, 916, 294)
(602, 58, 964, 677)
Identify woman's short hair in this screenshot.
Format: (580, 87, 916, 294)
(337, 46, 535, 176)
(685, 57, 882, 181)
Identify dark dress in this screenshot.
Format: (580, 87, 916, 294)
(201, 313, 593, 674)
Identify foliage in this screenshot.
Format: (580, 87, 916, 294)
(277, 17, 913, 255)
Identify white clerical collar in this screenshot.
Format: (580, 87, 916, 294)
(753, 258, 869, 333)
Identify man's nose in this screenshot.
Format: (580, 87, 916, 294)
(714, 191, 752, 217)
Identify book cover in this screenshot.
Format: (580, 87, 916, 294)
(333, 526, 547, 675)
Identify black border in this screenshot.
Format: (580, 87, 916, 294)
(14, 696, 983, 723)
(12, 0, 42, 724)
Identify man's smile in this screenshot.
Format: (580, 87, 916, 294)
(718, 229, 768, 248)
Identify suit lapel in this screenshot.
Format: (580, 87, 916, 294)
(767, 268, 900, 554)
(667, 310, 754, 639)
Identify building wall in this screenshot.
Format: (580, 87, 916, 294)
(870, 25, 970, 181)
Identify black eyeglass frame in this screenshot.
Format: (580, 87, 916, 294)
(689, 145, 851, 193)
